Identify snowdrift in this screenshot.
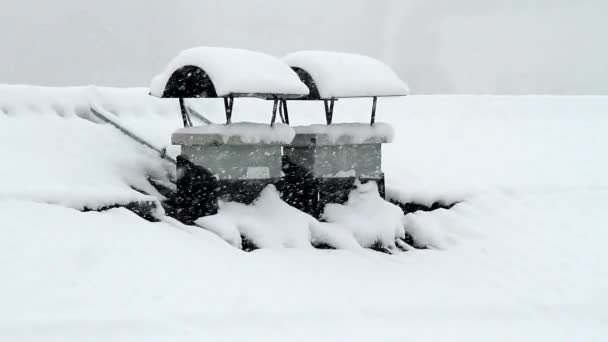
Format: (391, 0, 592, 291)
(0, 85, 186, 210)
(195, 183, 404, 251)
(2, 84, 608, 236)
(1, 85, 607, 339)
(1, 191, 606, 340)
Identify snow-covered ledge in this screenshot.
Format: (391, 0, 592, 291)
(172, 122, 295, 146)
(289, 122, 394, 146)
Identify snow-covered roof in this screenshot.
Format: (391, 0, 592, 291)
(282, 50, 409, 99)
(150, 47, 310, 99)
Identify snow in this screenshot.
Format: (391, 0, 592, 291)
(0, 116, 167, 210)
(322, 181, 405, 249)
(0, 84, 203, 160)
(309, 221, 363, 250)
(196, 182, 403, 250)
(293, 122, 394, 144)
(1, 86, 608, 340)
(173, 122, 295, 145)
(378, 95, 608, 205)
(2, 85, 608, 208)
(200, 94, 608, 205)
(149, 47, 310, 98)
(0, 85, 193, 209)
(1, 189, 607, 340)
(194, 213, 242, 249)
(283, 50, 410, 98)
(196, 185, 313, 249)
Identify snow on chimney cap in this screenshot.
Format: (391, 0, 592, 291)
(283, 50, 409, 100)
(150, 47, 310, 99)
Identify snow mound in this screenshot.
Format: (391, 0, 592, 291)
(196, 185, 314, 249)
(293, 122, 394, 144)
(0, 116, 167, 210)
(3, 191, 607, 340)
(150, 47, 309, 98)
(322, 181, 405, 249)
(194, 214, 242, 249)
(283, 50, 409, 98)
(196, 184, 400, 251)
(0, 85, 188, 210)
(309, 221, 363, 251)
(402, 205, 481, 249)
(173, 122, 295, 145)
(0, 84, 202, 160)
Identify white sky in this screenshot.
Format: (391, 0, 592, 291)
(0, 0, 606, 94)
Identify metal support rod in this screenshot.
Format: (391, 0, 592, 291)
(90, 106, 176, 164)
(185, 105, 213, 125)
(282, 99, 290, 125)
(370, 96, 377, 125)
(324, 98, 335, 125)
(178, 97, 192, 127)
(270, 98, 279, 127)
(278, 99, 286, 123)
(330, 99, 335, 124)
(223, 96, 234, 124)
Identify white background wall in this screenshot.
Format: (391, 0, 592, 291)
(0, 0, 606, 94)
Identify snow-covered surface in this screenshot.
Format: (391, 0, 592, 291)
(0, 115, 167, 210)
(150, 47, 309, 98)
(283, 50, 409, 98)
(196, 183, 403, 250)
(2, 85, 608, 207)
(190, 94, 608, 205)
(293, 122, 394, 144)
(0, 84, 199, 159)
(323, 181, 405, 248)
(2, 189, 607, 340)
(0, 85, 185, 209)
(378, 95, 608, 205)
(196, 186, 313, 249)
(173, 122, 295, 145)
(1, 86, 608, 340)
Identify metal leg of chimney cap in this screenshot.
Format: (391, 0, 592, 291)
(370, 96, 377, 126)
(223, 96, 234, 124)
(229, 96, 234, 123)
(278, 99, 286, 123)
(282, 99, 290, 125)
(324, 99, 334, 125)
(328, 98, 335, 124)
(270, 98, 279, 127)
(186, 103, 193, 127)
(178, 97, 192, 127)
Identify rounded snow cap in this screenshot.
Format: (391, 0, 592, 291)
(149, 47, 309, 99)
(283, 50, 409, 99)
